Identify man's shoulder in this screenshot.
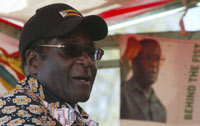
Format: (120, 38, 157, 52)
(0, 87, 44, 114)
(1, 86, 30, 99)
(1, 87, 26, 101)
(0, 88, 48, 125)
(122, 77, 137, 91)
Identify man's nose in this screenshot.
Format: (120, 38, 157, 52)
(81, 52, 94, 67)
(150, 60, 159, 67)
(78, 52, 94, 74)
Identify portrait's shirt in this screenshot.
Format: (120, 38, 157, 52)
(0, 75, 98, 126)
(120, 77, 166, 122)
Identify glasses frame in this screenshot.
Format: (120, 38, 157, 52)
(37, 43, 104, 61)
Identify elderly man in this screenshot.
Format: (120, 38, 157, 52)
(120, 39, 166, 122)
(0, 3, 107, 126)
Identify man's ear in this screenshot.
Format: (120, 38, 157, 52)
(25, 49, 41, 75)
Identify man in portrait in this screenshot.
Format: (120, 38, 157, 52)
(120, 38, 166, 122)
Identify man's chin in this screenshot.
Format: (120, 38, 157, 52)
(146, 75, 157, 85)
(140, 80, 154, 89)
(78, 96, 90, 103)
(77, 93, 91, 102)
(61, 95, 90, 105)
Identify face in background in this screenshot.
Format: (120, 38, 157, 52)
(27, 25, 97, 106)
(132, 40, 161, 89)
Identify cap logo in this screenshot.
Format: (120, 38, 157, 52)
(59, 9, 81, 18)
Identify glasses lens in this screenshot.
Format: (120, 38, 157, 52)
(85, 47, 96, 60)
(63, 43, 104, 61)
(94, 48, 104, 60)
(63, 44, 83, 57)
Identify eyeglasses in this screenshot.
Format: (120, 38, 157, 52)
(37, 43, 104, 61)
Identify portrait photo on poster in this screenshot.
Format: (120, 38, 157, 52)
(119, 34, 200, 126)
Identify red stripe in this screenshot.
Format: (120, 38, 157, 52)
(98, 0, 173, 19)
(63, 10, 80, 14)
(67, 12, 80, 15)
(0, 18, 23, 30)
(0, 47, 9, 56)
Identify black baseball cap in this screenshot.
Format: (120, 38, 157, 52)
(19, 3, 108, 58)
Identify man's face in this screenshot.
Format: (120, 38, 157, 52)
(35, 26, 97, 105)
(133, 42, 161, 89)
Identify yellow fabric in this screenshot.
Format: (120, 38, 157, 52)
(0, 54, 23, 75)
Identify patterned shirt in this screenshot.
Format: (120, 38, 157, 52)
(120, 77, 166, 122)
(0, 75, 98, 126)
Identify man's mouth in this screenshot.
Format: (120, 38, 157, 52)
(72, 76, 90, 82)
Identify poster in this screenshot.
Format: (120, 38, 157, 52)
(0, 33, 24, 94)
(119, 34, 200, 126)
